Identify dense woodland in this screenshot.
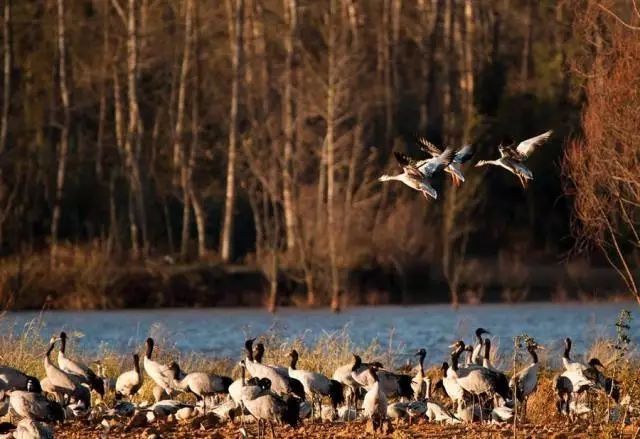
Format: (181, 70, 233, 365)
(0, 0, 637, 310)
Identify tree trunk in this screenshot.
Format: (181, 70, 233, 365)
(381, 0, 392, 145)
(282, 0, 297, 251)
(462, 0, 474, 141)
(51, 0, 70, 266)
(189, 2, 206, 259)
(107, 171, 120, 255)
(327, 0, 340, 313)
(0, 0, 10, 154)
(220, 0, 245, 263)
(96, 0, 109, 180)
(176, 0, 194, 260)
(520, 0, 533, 87)
(343, 0, 363, 230)
(124, 0, 147, 258)
(417, 0, 431, 133)
(426, 0, 444, 137)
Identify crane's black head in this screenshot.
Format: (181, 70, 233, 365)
(440, 362, 449, 374)
(475, 328, 490, 337)
(59, 331, 68, 352)
(368, 366, 379, 383)
(244, 338, 256, 351)
(588, 358, 605, 369)
(258, 377, 272, 391)
(370, 361, 384, 369)
(563, 338, 572, 359)
(351, 353, 362, 371)
(168, 361, 181, 378)
(449, 340, 465, 353)
(288, 349, 300, 370)
(254, 343, 265, 363)
(415, 348, 426, 357)
(145, 338, 154, 359)
(26, 378, 42, 393)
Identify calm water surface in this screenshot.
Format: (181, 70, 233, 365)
(2, 303, 637, 364)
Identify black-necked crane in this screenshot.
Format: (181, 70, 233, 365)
(254, 343, 289, 377)
(8, 379, 65, 423)
(115, 353, 143, 400)
(243, 339, 305, 400)
(441, 362, 467, 413)
(510, 341, 543, 418)
(449, 341, 510, 403)
(412, 348, 427, 400)
(240, 367, 299, 438)
(142, 338, 175, 397)
(351, 356, 413, 400)
(168, 361, 233, 410)
(0, 366, 40, 392)
(362, 366, 387, 431)
(470, 328, 490, 366)
(57, 332, 104, 397)
(286, 350, 343, 418)
(43, 336, 89, 407)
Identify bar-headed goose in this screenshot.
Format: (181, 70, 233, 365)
(475, 130, 552, 188)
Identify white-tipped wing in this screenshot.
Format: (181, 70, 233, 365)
(516, 130, 552, 159)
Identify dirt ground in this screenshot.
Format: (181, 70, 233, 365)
(53, 418, 640, 439)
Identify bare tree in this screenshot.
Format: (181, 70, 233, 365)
(220, 0, 245, 263)
(564, 0, 640, 304)
(189, 1, 207, 259)
(50, 0, 70, 266)
(282, 0, 297, 252)
(175, 0, 194, 259)
(0, 0, 9, 155)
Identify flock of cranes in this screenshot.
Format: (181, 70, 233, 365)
(379, 130, 553, 198)
(0, 327, 633, 438)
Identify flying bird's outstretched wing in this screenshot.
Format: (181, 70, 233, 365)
(516, 130, 552, 159)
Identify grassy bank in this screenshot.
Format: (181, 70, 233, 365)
(0, 245, 631, 310)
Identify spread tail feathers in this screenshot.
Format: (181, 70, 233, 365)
(283, 396, 300, 427)
(328, 379, 344, 409)
(397, 374, 414, 399)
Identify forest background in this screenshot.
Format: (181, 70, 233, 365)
(0, 0, 638, 311)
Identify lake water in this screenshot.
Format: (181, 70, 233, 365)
(1, 302, 637, 366)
